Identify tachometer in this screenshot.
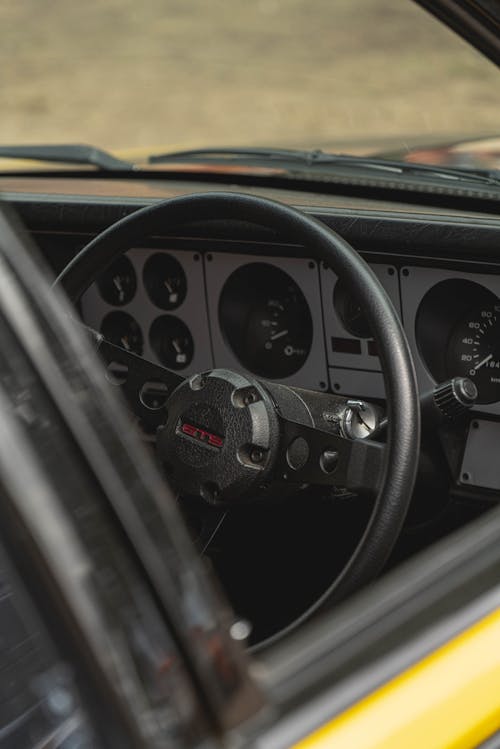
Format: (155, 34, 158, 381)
(446, 303, 500, 404)
(218, 263, 312, 378)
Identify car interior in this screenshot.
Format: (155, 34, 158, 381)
(2, 1, 500, 745)
(3, 174, 499, 649)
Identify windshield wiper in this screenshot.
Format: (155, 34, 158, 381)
(0, 144, 134, 171)
(5, 143, 498, 190)
(149, 146, 330, 165)
(148, 146, 500, 188)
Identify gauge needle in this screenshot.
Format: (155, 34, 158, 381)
(172, 339, 182, 354)
(113, 276, 125, 301)
(120, 336, 131, 350)
(473, 353, 493, 371)
(164, 279, 173, 293)
(270, 329, 288, 341)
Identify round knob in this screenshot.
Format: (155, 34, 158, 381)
(433, 377, 478, 421)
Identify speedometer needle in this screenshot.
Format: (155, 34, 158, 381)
(473, 353, 493, 371)
(270, 329, 288, 341)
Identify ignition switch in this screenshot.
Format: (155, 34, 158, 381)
(340, 400, 380, 440)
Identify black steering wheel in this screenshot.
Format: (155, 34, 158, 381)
(56, 192, 420, 644)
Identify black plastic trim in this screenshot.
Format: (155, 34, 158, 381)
(5, 192, 500, 264)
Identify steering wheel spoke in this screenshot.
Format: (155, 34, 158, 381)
(276, 417, 385, 495)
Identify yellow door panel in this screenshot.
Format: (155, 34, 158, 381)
(294, 607, 500, 749)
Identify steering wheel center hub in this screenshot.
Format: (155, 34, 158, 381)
(157, 369, 280, 504)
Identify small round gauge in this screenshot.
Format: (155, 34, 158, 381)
(333, 281, 371, 338)
(219, 263, 313, 378)
(446, 303, 500, 404)
(150, 315, 194, 370)
(97, 255, 137, 306)
(101, 311, 143, 355)
(143, 253, 187, 310)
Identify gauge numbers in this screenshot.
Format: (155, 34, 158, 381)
(447, 304, 500, 404)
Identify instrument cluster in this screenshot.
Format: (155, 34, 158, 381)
(80, 248, 213, 375)
(81, 247, 500, 418)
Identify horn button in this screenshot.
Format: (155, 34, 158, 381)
(157, 370, 280, 504)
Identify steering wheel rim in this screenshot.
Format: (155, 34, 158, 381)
(55, 191, 420, 644)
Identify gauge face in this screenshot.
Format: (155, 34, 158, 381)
(333, 281, 371, 338)
(143, 253, 187, 310)
(97, 255, 137, 306)
(101, 311, 143, 355)
(150, 315, 194, 369)
(447, 303, 500, 404)
(219, 263, 313, 378)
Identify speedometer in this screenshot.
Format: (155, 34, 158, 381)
(446, 303, 500, 404)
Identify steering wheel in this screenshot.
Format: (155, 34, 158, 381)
(55, 192, 420, 645)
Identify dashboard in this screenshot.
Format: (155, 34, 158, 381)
(79, 245, 500, 406)
(81, 248, 393, 396)
(3, 175, 500, 501)
(79, 240, 500, 496)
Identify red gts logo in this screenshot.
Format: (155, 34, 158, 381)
(179, 422, 224, 449)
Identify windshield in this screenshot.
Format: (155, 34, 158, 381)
(2, 0, 500, 170)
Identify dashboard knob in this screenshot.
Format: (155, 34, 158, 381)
(424, 377, 478, 425)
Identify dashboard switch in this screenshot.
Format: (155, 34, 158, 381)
(341, 400, 380, 440)
(422, 377, 478, 426)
